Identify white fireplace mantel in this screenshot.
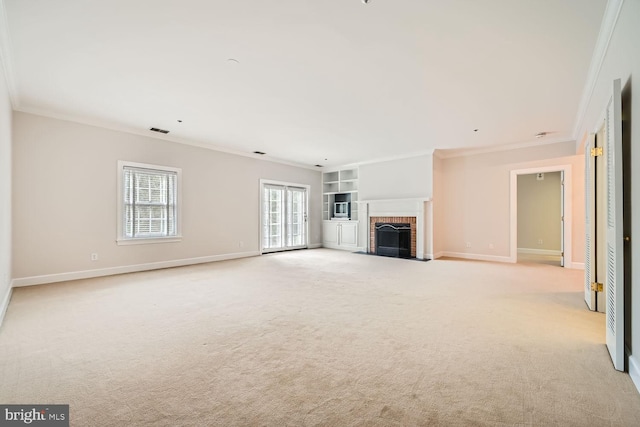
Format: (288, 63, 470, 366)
(357, 198, 432, 260)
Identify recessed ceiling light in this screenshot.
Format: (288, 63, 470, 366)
(535, 132, 547, 138)
(253, 151, 266, 155)
(473, 129, 479, 132)
(177, 119, 182, 123)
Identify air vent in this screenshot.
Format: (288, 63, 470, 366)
(315, 164, 323, 168)
(253, 151, 266, 155)
(150, 127, 170, 134)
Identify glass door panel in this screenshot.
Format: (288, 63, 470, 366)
(262, 183, 307, 252)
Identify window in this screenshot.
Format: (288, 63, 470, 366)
(117, 161, 181, 244)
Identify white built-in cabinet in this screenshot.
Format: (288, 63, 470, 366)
(322, 167, 359, 250)
(323, 220, 359, 249)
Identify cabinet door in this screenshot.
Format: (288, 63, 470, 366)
(323, 221, 339, 246)
(339, 222, 358, 247)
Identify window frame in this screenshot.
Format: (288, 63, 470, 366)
(117, 160, 182, 245)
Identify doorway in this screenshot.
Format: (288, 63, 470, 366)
(509, 165, 572, 267)
(260, 180, 309, 253)
(516, 171, 564, 266)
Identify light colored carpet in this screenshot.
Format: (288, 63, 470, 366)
(1, 249, 639, 426)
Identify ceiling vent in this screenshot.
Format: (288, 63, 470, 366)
(253, 151, 266, 155)
(150, 127, 170, 134)
(315, 164, 323, 168)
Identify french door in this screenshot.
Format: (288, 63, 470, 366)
(261, 181, 308, 253)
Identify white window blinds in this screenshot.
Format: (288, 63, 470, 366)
(122, 166, 178, 239)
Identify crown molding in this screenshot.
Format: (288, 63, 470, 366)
(572, 0, 624, 146)
(0, 0, 18, 108)
(435, 137, 575, 159)
(15, 106, 322, 171)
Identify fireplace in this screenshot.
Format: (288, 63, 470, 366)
(375, 222, 411, 258)
(370, 216, 417, 258)
(364, 198, 429, 259)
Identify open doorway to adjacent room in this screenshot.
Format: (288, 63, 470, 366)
(517, 171, 564, 266)
(510, 165, 572, 268)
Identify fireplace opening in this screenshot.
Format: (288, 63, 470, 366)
(375, 222, 411, 258)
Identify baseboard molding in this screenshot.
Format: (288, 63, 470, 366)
(12, 251, 260, 287)
(440, 251, 513, 263)
(0, 285, 12, 328)
(308, 243, 323, 249)
(569, 262, 585, 270)
(517, 248, 562, 256)
(628, 354, 640, 395)
(432, 251, 444, 259)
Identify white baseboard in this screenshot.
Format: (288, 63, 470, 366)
(440, 251, 513, 263)
(569, 262, 585, 270)
(517, 248, 563, 256)
(308, 243, 323, 249)
(0, 285, 12, 328)
(12, 251, 260, 287)
(432, 251, 444, 259)
(629, 354, 640, 395)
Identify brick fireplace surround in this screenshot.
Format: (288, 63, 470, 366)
(369, 216, 417, 258)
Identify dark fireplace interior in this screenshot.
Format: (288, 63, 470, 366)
(375, 222, 411, 258)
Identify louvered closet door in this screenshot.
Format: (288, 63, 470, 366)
(584, 135, 596, 311)
(605, 79, 624, 371)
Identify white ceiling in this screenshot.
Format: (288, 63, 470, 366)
(1, 0, 608, 168)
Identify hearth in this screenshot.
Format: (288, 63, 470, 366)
(375, 222, 411, 258)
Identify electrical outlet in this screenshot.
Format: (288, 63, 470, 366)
(91, 253, 98, 261)
(537, 239, 543, 245)
(466, 242, 471, 248)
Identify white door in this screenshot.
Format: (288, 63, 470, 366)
(286, 187, 307, 248)
(605, 79, 624, 371)
(262, 183, 308, 253)
(584, 134, 596, 311)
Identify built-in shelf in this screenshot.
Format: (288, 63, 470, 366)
(322, 167, 359, 221)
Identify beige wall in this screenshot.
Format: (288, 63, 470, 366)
(517, 172, 562, 251)
(12, 113, 322, 282)
(439, 141, 584, 265)
(0, 55, 12, 317)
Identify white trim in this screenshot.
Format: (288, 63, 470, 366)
(12, 251, 260, 287)
(570, 262, 585, 270)
(349, 149, 435, 168)
(359, 197, 431, 203)
(116, 236, 182, 245)
(572, 0, 625, 143)
(437, 138, 575, 159)
(433, 251, 444, 259)
(629, 354, 640, 395)
(440, 251, 513, 264)
(0, 0, 18, 107)
(0, 284, 12, 327)
(517, 248, 563, 256)
(16, 107, 321, 171)
(510, 165, 572, 267)
(308, 243, 323, 249)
